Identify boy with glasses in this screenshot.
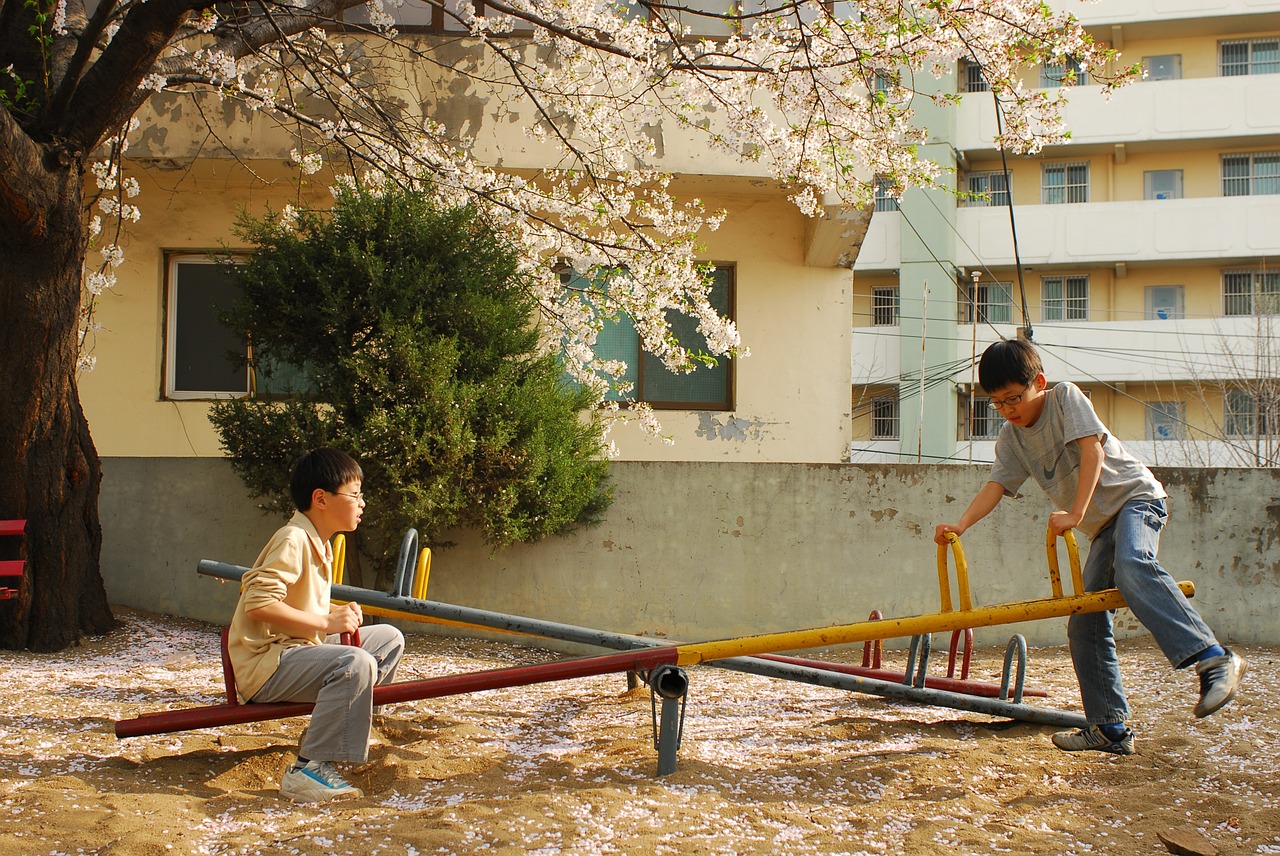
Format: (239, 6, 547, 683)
(227, 448, 405, 801)
(935, 339, 1246, 755)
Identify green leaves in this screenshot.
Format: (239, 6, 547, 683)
(211, 185, 612, 567)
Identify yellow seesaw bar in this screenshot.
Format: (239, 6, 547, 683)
(671, 529, 1194, 666)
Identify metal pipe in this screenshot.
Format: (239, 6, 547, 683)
(117, 647, 679, 738)
(193, 561, 1092, 726)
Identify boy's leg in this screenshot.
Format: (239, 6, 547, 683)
(251, 643, 379, 763)
(1066, 520, 1129, 725)
(1108, 499, 1218, 670)
(1109, 498, 1245, 716)
(358, 624, 406, 687)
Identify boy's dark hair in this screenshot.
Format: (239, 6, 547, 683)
(290, 448, 363, 511)
(978, 338, 1044, 392)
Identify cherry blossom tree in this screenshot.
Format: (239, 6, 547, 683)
(0, 0, 1128, 649)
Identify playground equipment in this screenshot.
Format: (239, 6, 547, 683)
(0, 519, 26, 601)
(115, 528, 1195, 775)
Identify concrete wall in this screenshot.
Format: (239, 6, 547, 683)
(100, 458, 1280, 649)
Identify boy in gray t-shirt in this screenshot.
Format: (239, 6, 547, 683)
(935, 339, 1246, 755)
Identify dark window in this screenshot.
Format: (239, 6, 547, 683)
(165, 255, 313, 399)
(567, 266, 735, 410)
(871, 393, 900, 439)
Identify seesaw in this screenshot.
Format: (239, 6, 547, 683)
(115, 528, 1195, 775)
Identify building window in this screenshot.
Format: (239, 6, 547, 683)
(961, 60, 988, 92)
(1040, 57, 1087, 87)
(1145, 285, 1185, 320)
(1146, 401, 1186, 440)
(1220, 38, 1280, 76)
(1225, 389, 1278, 437)
(1144, 170, 1183, 200)
(570, 265, 735, 409)
(871, 393, 900, 439)
(1221, 152, 1280, 196)
(874, 176, 900, 212)
(1143, 54, 1182, 81)
(872, 286, 900, 326)
(164, 256, 313, 400)
(1223, 269, 1280, 316)
(1042, 275, 1089, 322)
(960, 281, 1012, 324)
(1042, 162, 1089, 204)
(965, 394, 1004, 439)
(964, 171, 1010, 207)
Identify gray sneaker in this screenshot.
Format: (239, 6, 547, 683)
(1051, 724, 1135, 756)
(1194, 648, 1247, 718)
(280, 760, 363, 803)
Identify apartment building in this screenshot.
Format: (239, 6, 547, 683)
(851, 0, 1280, 467)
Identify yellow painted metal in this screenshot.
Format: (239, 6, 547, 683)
(1046, 528, 1084, 597)
(672, 580, 1196, 666)
(358, 603, 535, 638)
(412, 548, 433, 600)
(333, 533, 347, 586)
(936, 533, 971, 612)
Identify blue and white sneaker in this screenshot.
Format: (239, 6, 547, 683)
(280, 759, 363, 803)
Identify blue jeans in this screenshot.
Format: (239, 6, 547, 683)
(1067, 498, 1218, 725)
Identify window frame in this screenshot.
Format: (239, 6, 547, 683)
(1145, 401, 1186, 441)
(1040, 56, 1088, 87)
(1042, 274, 1090, 322)
(163, 253, 249, 401)
(960, 280, 1013, 324)
(573, 264, 737, 411)
(1225, 389, 1278, 437)
(873, 176, 900, 212)
(961, 60, 989, 93)
(1145, 285, 1185, 320)
(1142, 54, 1182, 81)
(1223, 268, 1280, 316)
(1144, 169, 1184, 200)
(871, 286, 900, 327)
(1221, 151, 1280, 197)
(963, 394, 1004, 440)
(963, 170, 1010, 208)
(870, 392, 900, 440)
(1041, 162, 1090, 205)
(1219, 37, 1280, 76)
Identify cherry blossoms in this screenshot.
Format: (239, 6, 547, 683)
(99, 0, 1127, 419)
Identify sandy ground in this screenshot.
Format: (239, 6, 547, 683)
(1, 608, 1277, 856)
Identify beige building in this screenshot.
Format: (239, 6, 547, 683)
(81, 28, 865, 467)
(852, 0, 1280, 467)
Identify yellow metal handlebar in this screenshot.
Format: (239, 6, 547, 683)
(1045, 526, 1084, 598)
(936, 531, 972, 612)
(333, 533, 347, 585)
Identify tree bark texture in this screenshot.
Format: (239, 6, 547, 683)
(0, 147, 116, 651)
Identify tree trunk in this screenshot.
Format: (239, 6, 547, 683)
(0, 159, 116, 651)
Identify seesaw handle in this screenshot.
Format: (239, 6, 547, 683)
(1045, 525, 1084, 598)
(936, 531, 973, 612)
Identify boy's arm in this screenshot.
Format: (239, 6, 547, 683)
(247, 599, 362, 637)
(1049, 433, 1104, 536)
(934, 481, 1006, 544)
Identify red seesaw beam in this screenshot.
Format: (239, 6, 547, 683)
(115, 647, 678, 738)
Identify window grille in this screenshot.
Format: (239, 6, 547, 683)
(1042, 275, 1089, 322)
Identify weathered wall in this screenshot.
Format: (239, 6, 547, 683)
(100, 458, 1280, 648)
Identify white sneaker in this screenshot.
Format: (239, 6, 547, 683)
(280, 760, 363, 803)
(1194, 649, 1247, 718)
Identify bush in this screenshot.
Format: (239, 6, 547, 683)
(211, 185, 612, 568)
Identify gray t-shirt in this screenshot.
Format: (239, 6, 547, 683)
(988, 382, 1166, 538)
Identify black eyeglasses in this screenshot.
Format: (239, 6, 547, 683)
(332, 491, 366, 503)
(988, 384, 1031, 411)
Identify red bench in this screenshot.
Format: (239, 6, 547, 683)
(0, 519, 25, 601)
